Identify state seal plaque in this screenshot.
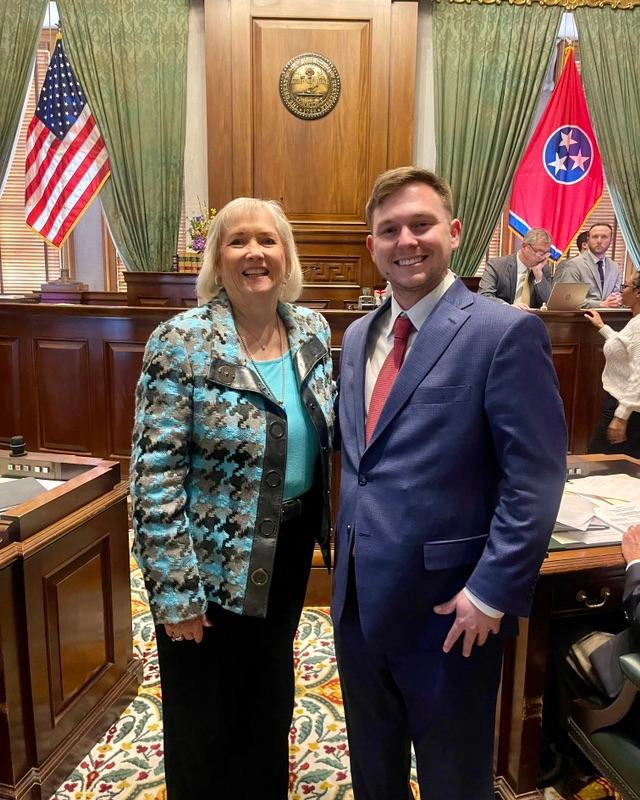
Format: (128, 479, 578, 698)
(279, 53, 341, 121)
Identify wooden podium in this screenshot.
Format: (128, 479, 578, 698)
(0, 452, 143, 800)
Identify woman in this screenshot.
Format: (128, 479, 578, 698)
(130, 197, 334, 799)
(585, 270, 640, 457)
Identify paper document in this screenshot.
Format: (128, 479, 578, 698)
(556, 492, 596, 531)
(565, 474, 640, 504)
(593, 503, 640, 533)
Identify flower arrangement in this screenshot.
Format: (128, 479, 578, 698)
(188, 205, 217, 253)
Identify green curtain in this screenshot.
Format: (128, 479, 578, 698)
(0, 0, 47, 191)
(57, 0, 189, 272)
(433, 2, 562, 275)
(575, 7, 640, 269)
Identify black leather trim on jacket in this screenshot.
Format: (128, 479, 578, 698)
(243, 406, 287, 617)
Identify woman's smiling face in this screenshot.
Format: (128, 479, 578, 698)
(217, 210, 287, 305)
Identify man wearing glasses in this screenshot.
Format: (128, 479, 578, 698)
(478, 227, 553, 310)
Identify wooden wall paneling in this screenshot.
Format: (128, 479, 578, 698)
(550, 344, 580, 451)
(33, 338, 92, 454)
(252, 18, 372, 221)
(387, 1, 418, 168)
(296, 229, 377, 293)
(204, 0, 234, 206)
(0, 561, 34, 787)
(45, 540, 112, 717)
(0, 337, 21, 442)
(104, 342, 146, 459)
(23, 501, 131, 765)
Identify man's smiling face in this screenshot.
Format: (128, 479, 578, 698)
(366, 182, 461, 309)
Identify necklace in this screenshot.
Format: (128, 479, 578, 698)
(236, 317, 286, 406)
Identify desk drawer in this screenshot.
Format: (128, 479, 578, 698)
(551, 569, 626, 616)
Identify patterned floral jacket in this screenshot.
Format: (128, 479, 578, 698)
(131, 291, 334, 625)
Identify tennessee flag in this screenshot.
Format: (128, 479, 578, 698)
(508, 48, 603, 261)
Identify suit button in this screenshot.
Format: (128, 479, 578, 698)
(270, 421, 285, 439)
(358, 475, 367, 486)
(250, 568, 269, 586)
(265, 470, 281, 488)
(260, 519, 277, 537)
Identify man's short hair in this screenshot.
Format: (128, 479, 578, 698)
(576, 231, 589, 251)
(365, 166, 454, 227)
(523, 228, 551, 248)
(588, 222, 613, 235)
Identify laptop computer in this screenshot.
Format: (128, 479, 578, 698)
(545, 282, 589, 311)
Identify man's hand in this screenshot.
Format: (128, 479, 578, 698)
(529, 264, 545, 282)
(607, 417, 627, 444)
(601, 292, 622, 308)
(622, 525, 640, 564)
(434, 590, 502, 657)
(513, 302, 532, 312)
(164, 613, 213, 644)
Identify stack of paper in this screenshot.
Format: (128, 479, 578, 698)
(554, 473, 640, 546)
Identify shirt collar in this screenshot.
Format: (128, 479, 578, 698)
(516, 252, 527, 274)
(586, 248, 605, 266)
(385, 270, 457, 337)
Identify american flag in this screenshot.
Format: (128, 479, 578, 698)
(25, 36, 110, 247)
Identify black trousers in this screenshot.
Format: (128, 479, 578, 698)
(588, 392, 640, 459)
(155, 511, 316, 800)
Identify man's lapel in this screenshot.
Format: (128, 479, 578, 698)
(350, 302, 389, 457)
(507, 257, 518, 303)
(583, 252, 602, 292)
(603, 257, 619, 298)
(365, 281, 472, 449)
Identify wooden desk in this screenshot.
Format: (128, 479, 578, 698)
(0, 452, 143, 800)
(0, 301, 630, 463)
(495, 454, 636, 800)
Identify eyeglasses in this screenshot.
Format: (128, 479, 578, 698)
(620, 283, 638, 290)
(525, 244, 551, 258)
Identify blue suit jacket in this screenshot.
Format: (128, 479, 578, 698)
(332, 279, 567, 653)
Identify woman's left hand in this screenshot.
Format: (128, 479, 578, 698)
(607, 417, 627, 444)
(584, 309, 604, 329)
(164, 613, 212, 644)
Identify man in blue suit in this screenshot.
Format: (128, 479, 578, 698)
(332, 167, 567, 800)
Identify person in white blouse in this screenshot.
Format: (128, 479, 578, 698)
(585, 270, 640, 457)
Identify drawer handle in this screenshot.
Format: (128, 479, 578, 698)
(576, 587, 611, 608)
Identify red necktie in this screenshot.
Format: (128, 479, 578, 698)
(366, 315, 414, 444)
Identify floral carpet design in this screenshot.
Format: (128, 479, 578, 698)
(50, 556, 616, 800)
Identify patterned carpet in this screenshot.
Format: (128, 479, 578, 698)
(49, 555, 618, 800)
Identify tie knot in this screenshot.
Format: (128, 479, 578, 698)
(393, 315, 413, 341)
(597, 259, 604, 269)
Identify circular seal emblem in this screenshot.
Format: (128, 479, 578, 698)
(542, 126, 595, 186)
(279, 53, 341, 121)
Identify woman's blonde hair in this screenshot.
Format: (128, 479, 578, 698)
(196, 197, 303, 304)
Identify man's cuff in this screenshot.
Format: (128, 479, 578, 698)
(463, 588, 504, 618)
(627, 559, 640, 570)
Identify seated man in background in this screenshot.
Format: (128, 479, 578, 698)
(554, 223, 622, 308)
(564, 524, 640, 699)
(478, 227, 553, 310)
(576, 230, 589, 254)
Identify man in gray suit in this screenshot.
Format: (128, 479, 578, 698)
(478, 227, 553, 310)
(554, 223, 622, 308)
